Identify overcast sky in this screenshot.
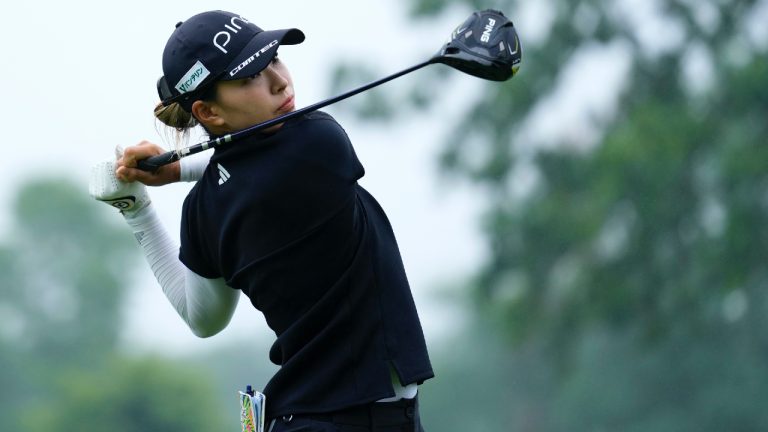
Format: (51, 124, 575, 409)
(1, 1, 497, 353)
(0, 0, 675, 355)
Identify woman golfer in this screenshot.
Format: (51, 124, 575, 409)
(90, 10, 432, 432)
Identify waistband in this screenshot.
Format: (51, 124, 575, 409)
(272, 397, 418, 428)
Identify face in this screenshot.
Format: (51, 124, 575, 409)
(198, 56, 295, 135)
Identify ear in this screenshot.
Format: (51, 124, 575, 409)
(191, 100, 225, 128)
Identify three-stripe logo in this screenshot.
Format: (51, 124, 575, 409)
(218, 163, 231, 185)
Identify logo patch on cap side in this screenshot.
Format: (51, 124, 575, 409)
(175, 61, 211, 94)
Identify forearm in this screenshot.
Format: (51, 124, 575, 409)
(179, 151, 211, 182)
(123, 205, 238, 337)
(115, 144, 210, 185)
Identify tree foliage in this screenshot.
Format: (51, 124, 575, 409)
(374, 0, 768, 348)
(20, 358, 228, 432)
(0, 179, 230, 431)
(335, 0, 768, 429)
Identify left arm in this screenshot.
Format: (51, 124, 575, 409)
(123, 205, 239, 338)
(90, 152, 237, 337)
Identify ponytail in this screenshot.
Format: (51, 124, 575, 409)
(153, 84, 217, 150)
(154, 101, 199, 129)
(154, 102, 197, 151)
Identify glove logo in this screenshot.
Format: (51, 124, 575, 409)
(107, 196, 137, 210)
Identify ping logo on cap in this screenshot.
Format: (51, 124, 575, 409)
(175, 61, 211, 94)
(213, 15, 251, 54)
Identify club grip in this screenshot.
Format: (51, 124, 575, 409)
(136, 151, 179, 172)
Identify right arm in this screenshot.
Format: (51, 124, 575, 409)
(115, 140, 208, 184)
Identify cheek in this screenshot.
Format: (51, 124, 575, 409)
(218, 81, 276, 121)
(232, 91, 276, 126)
(225, 88, 266, 114)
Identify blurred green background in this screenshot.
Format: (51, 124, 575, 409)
(2, 0, 767, 430)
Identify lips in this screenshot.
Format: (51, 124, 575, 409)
(278, 95, 295, 113)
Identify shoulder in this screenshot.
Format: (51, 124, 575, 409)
(301, 110, 340, 125)
(289, 111, 349, 140)
(282, 111, 364, 179)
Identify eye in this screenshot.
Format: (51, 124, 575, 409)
(241, 74, 258, 85)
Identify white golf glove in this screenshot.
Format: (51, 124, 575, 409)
(89, 147, 151, 215)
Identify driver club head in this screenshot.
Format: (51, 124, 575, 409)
(431, 9, 522, 81)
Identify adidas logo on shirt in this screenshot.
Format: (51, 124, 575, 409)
(218, 163, 231, 185)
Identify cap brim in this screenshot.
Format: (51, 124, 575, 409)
(223, 28, 305, 80)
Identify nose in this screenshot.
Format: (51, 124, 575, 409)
(265, 66, 289, 94)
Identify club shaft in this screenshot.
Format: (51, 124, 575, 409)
(138, 59, 434, 171)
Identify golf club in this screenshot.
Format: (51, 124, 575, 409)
(137, 9, 522, 172)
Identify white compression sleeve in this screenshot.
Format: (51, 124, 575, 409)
(123, 204, 238, 337)
(179, 151, 212, 182)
